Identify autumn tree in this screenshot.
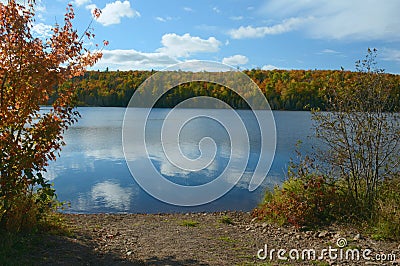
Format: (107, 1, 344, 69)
(0, 0, 104, 231)
(312, 49, 400, 218)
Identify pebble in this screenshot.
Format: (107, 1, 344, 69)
(317, 230, 330, 238)
(353, 233, 362, 241)
(262, 222, 268, 228)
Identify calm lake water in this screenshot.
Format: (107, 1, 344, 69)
(45, 107, 314, 213)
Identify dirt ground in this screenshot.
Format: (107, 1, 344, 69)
(4, 212, 400, 265)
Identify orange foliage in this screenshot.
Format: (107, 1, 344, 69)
(0, 0, 103, 228)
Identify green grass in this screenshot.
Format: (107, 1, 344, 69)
(217, 236, 237, 243)
(219, 215, 234, 225)
(0, 211, 72, 264)
(0, 231, 43, 264)
(180, 220, 199, 227)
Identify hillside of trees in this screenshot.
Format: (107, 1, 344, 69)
(55, 69, 400, 110)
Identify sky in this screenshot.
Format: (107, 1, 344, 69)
(21, 0, 400, 73)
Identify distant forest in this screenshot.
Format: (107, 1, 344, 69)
(55, 69, 400, 110)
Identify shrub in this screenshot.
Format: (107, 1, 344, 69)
(0, 183, 66, 232)
(370, 177, 400, 240)
(312, 49, 400, 218)
(253, 174, 339, 228)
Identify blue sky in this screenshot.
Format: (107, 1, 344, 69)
(27, 0, 400, 73)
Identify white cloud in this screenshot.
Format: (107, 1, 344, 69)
(73, 0, 91, 7)
(31, 22, 53, 38)
(35, 0, 46, 12)
(228, 17, 308, 39)
(87, 1, 140, 26)
(155, 16, 173, 22)
(156, 16, 166, 22)
(93, 49, 180, 70)
(212, 7, 220, 13)
(157, 33, 222, 57)
(222, 54, 249, 66)
(85, 4, 97, 11)
(183, 7, 193, 12)
(321, 49, 340, 54)
(259, 0, 400, 41)
(92, 33, 222, 70)
(381, 48, 400, 62)
(262, 64, 280, 70)
(91, 181, 134, 210)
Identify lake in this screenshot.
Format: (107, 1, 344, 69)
(45, 107, 314, 213)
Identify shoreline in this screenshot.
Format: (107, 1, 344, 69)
(4, 211, 399, 265)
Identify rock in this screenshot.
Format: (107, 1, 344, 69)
(251, 217, 257, 223)
(126, 251, 132, 256)
(296, 234, 301, 240)
(261, 222, 268, 228)
(317, 230, 330, 238)
(353, 233, 362, 241)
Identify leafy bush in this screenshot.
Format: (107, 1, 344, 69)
(0, 181, 66, 232)
(253, 174, 339, 228)
(255, 50, 400, 237)
(312, 49, 400, 218)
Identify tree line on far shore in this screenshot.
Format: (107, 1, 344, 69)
(54, 69, 400, 110)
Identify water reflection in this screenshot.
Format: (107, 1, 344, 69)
(78, 180, 137, 211)
(46, 107, 314, 213)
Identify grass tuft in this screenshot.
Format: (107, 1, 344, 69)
(180, 220, 199, 227)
